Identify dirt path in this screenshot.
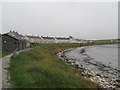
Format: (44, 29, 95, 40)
(0, 48, 33, 89)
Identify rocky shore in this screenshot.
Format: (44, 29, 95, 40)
(57, 47, 120, 88)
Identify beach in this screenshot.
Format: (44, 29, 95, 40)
(57, 44, 120, 88)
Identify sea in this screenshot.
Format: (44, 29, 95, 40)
(64, 44, 119, 80)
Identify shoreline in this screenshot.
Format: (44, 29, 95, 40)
(57, 46, 120, 88)
(7, 44, 97, 88)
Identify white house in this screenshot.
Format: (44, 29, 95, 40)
(55, 37, 70, 43)
(75, 39, 88, 43)
(41, 36, 55, 44)
(69, 36, 79, 43)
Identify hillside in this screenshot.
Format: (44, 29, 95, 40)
(8, 43, 97, 88)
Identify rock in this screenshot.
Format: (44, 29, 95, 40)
(96, 73, 101, 77)
(80, 48, 86, 54)
(104, 75, 109, 78)
(87, 72, 92, 77)
(116, 79, 120, 82)
(57, 48, 119, 89)
(71, 62, 75, 66)
(75, 64, 79, 69)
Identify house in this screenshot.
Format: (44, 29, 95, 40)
(24, 35, 43, 45)
(24, 35, 35, 44)
(2, 34, 26, 52)
(25, 40, 31, 47)
(41, 36, 55, 44)
(69, 36, 79, 43)
(7, 31, 24, 40)
(7, 31, 30, 47)
(111, 40, 113, 43)
(55, 37, 70, 43)
(74, 39, 88, 43)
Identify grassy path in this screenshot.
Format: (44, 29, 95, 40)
(8, 44, 97, 88)
(1, 48, 32, 88)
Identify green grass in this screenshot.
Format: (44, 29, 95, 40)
(0, 51, 11, 58)
(8, 43, 97, 88)
(94, 39, 120, 45)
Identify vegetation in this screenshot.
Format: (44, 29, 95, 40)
(93, 39, 120, 45)
(8, 43, 97, 88)
(0, 51, 11, 58)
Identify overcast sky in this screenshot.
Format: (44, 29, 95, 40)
(1, 2, 118, 40)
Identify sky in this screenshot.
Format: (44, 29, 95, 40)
(1, 1, 118, 40)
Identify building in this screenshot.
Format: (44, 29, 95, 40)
(69, 36, 79, 43)
(41, 36, 55, 44)
(24, 35, 43, 45)
(55, 37, 70, 43)
(2, 34, 26, 52)
(7, 31, 24, 40)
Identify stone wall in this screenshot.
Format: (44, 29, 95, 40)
(2, 35, 19, 52)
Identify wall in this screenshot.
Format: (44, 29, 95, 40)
(2, 35, 19, 52)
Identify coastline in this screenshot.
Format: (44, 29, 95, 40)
(57, 45, 120, 88)
(8, 44, 97, 88)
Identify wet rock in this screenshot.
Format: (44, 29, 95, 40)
(96, 73, 101, 77)
(103, 75, 109, 79)
(57, 48, 118, 89)
(70, 62, 75, 66)
(80, 48, 86, 54)
(74, 64, 79, 69)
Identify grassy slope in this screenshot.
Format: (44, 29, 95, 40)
(8, 43, 97, 88)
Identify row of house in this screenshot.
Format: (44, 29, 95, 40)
(1, 31, 89, 52)
(24, 35, 88, 44)
(1, 31, 28, 52)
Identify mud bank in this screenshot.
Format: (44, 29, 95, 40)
(57, 47, 120, 88)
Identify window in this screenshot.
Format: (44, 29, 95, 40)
(4, 41, 7, 43)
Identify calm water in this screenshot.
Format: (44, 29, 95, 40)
(86, 44, 118, 69)
(65, 44, 119, 79)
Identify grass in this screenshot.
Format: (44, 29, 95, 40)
(0, 51, 11, 58)
(94, 39, 120, 45)
(8, 43, 97, 88)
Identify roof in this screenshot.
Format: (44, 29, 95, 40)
(75, 39, 87, 41)
(55, 37, 70, 40)
(42, 36, 55, 39)
(2, 34, 20, 41)
(2, 34, 26, 42)
(26, 35, 40, 39)
(7, 31, 24, 40)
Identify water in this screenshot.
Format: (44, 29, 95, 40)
(64, 44, 119, 80)
(86, 44, 118, 69)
